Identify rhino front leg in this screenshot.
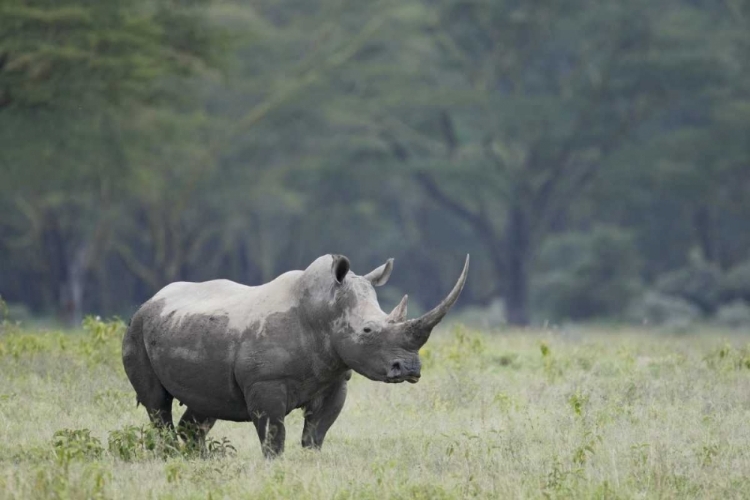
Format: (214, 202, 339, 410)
(246, 382, 288, 458)
(301, 376, 348, 450)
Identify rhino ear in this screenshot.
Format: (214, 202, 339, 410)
(332, 255, 351, 284)
(364, 258, 394, 287)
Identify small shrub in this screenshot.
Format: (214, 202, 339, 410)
(655, 258, 722, 313)
(542, 456, 584, 499)
(626, 291, 702, 328)
(572, 429, 600, 466)
(539, 341, 551, 358)
(532, 226, 643, 321)
(108, 424, 236, 461)
(0, 333, 49, 359)
(108, 425, 180, 461)
(0, 295, 22, 334)
(205, 436, 237, 458)
(714, 301, 750, 330)
(51, 429, 104, 465)
(720, 260, 750, 303)
(82, 315, 126, 344)
(494, 352, 519, 368)
(444, 325, 486, 368)
(80, 315, 126, 366)
(568, 391, 589, 418)
(164, 462, 185, 483)
(698, 442, 720, 466)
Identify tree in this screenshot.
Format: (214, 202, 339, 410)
(0, 0, 225, 324)
(583, 0, 750, 278)
(352, 0, 726, 324)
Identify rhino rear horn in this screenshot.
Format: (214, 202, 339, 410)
(386, 294, 408, 323)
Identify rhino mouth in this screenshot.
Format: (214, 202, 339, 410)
(385, 374, 420, 384)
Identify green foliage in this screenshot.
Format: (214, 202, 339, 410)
(0, 295, 21, 335)
(0, 316, 126, 371)
(0, 0, 224, 109)
(720, 260, 750, 303)
(0, 0, 749, 327)
(107, 425, 177, 461)
(656, 257, 724, 313)
(533, 226, 643, 321)
(107, 424, 236, 461)
(52, 429, 104, 465)
(568, 391, 589, 419)
(80, 316, 126, 365)
(715, 301, 750, 330)
(703, 342, 750, 371)
(443, 325, 485, 367)
(626, 291, 703, 329)
(82, 315, 126, 343)
(0, 332, 56, 359)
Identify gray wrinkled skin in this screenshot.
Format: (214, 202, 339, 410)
(122, 254, 469, 458)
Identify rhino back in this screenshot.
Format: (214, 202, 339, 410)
(136, 272, 304, 420)
(152, 271, 303, 332)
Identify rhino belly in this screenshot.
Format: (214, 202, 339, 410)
(142, 304, 250, 421)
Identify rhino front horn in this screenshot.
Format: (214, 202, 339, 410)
(403, 254, 470, 347)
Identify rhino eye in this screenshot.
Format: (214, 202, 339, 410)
(363, 327, 372, 333)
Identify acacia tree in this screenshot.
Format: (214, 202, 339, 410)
(358, 0, 725, 324)
(0, 0, 224, 324)
(587, 0, 750, 276)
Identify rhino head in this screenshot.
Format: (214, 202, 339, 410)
(298, 254, 470, 384)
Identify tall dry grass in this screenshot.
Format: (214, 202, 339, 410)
(1, 319, 750, 499)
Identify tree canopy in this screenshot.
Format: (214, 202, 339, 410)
(1, 0, 748, 327)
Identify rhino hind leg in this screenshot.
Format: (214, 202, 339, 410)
(245, 381, 288, 458)
(122, 314, 174, 430)
(177, 408, 216, 450)
(301, 376, 348, 450)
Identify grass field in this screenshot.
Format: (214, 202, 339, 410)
(1, 318, 750, 499)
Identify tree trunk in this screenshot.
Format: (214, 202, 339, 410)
(61, 243, 91, 328)
(693, 206, 716, 263)
(505, 205, 530, 326)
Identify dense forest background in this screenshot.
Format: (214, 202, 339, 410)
(1, 0, 749, 329)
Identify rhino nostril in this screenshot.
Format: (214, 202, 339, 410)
(390, 361, 402, 375)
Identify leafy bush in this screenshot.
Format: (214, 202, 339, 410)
(532, 226, 643, 321)
(0, 295, 21, 334)
(82, 315, 126, 344)
(655, 258, 722, 313)
(107, 424, 236, 461)
(714, 301, 750, 330)
(720, 260, 750, 304)
(626, 291, 702, 328)
(0, 333, 52, 359)
(52, 429, 104, 465)
(80, 316, 127, 366)
(108, 425, 181, 461)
